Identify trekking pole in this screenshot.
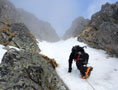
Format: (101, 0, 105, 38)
(86, 79, 95, 90)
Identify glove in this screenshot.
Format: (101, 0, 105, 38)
(68, 68, 72, 73)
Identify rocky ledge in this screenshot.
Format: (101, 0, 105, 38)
(0, 48, 68, 90)
(78, 2, 118, 57)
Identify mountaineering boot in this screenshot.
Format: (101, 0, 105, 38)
(82, 75, 87, 79)
(80, 72, 86, 79)
(86, 67, 93, 78)
(81, 73, 86, 79)
(82, 67, 93, 79)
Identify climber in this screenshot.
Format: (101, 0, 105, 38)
(68, 45, 93, 79)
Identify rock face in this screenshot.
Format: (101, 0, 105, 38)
(17, 9, 60, 42)
(0, 49, 68, 90)
(0, 0, 40, 52)
(0, 22, 40, 53)
(78, 2, 118, 56)
(63, 17, 89, 40)
(0, 0, 23, 23)
(0, 0, 68, 89)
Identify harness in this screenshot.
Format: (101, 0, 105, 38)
(76, 54, 80, 63)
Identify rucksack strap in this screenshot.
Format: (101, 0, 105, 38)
(76, 54, 80, 63)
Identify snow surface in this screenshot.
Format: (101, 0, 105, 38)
(0, 45, 7, 63)
(0, 45, 20, 63)
(38, 38, 118, 90)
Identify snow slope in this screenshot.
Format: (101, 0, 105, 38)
(0, 45, 20, 63)
(0, 45, 7, 63)
(38, 38, 118, 90)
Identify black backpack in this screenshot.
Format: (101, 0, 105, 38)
(72, 45, 84, 53)
(72, 45, 89, 64)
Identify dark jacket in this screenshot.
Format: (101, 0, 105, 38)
(68, 45, 89, 72)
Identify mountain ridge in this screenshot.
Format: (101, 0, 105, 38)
(63, 16, 89, 40)
(17, 8, 60, 42)
(78, 2, 118, 57)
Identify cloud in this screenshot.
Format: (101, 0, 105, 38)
(9, 0, 80, 37)
(11, 0, 118, 37)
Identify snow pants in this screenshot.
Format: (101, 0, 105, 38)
(76, 62, 88, 76)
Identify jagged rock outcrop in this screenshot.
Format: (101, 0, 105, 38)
(0, 0, 40, 52)
(0, 1, 68, 89)
(63, 17, 89, 40)
(17, 9, 60, 42)
(0, 48, 68, 90)
(0, 22, 40, 53)
(78, 2, 118, 56)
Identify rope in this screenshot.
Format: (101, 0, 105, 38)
(86, 79, 96, 90)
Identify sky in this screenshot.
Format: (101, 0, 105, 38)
(9, 0, 118, 37)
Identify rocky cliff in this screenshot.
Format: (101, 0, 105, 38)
(0, 0, 37, 51)
(0, 0, 68, 89)
(0, 0, 60, 42)
(0, 0, 23, 23)
(0, 49, 68, 90)
(0, 22, 68, 89)
(17, 9, 60, 42)
(63, 17, 89, 40)
(0, 22, 40, 53)
(78, 2, 118, 57)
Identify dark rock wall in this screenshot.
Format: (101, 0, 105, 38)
(0, 22, 40, 53)
(0, 0, 40, 52)
(0, 49, 68, 90)
(10, 23, 40, 53)
(78, 2, 118, 56)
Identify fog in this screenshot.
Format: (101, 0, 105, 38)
(9, 0, 117, 37)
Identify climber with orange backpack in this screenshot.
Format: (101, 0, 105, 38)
(68, 45, 93, 79)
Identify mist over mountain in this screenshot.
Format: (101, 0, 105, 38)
(0, 0, 23, 23)
(63, 17, 89, 40)
(0, 0, 60, 42)
(17, 9, 60, 42)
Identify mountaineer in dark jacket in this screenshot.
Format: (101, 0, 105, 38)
(68, 45, 93, 79)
